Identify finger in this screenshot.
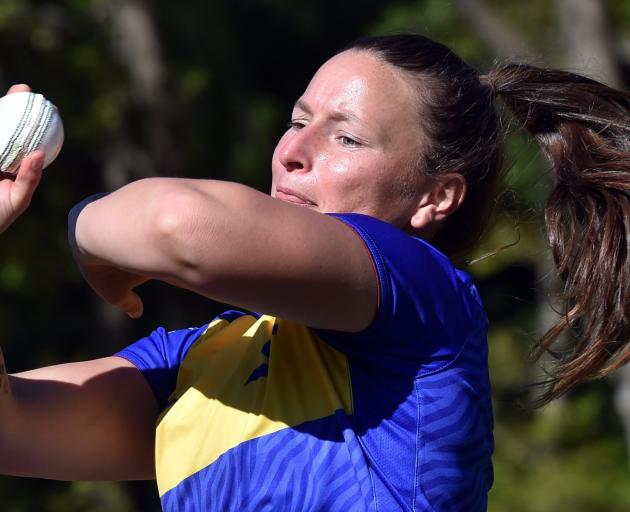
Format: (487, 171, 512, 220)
(115, 291, 144, 319)
(7, 84, 31, 95)
(10, 151, 44, 214)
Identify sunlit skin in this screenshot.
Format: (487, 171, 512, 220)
(271, 50, 429, 230)
(0, 50, 473, 485)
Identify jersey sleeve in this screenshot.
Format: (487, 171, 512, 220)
(115, 324, 208, 410)
(318, 213, 487, 373)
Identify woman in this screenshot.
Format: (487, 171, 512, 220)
(1, 34, 629, 511)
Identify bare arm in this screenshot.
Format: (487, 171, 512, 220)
(0, 352, 158, 480)
(0, 85, 158, 481)
(73, 178, 378, 332)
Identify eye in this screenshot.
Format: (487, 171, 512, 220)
(339, 135, 360, 147)
(287, 120, 306, 130)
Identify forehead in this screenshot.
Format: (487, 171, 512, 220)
(297, 50, 421, 143)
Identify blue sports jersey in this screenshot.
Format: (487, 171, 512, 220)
(116, 213, 494, 511)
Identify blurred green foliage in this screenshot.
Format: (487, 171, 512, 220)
(1, 1, 629, 510)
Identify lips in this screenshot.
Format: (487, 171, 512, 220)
(275, 186, 317, 207)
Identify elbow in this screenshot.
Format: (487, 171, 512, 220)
(152, 193, 192, 251)
(150, 188, 225, 287)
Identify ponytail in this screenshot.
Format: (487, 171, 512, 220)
(347, 34, 630, 403)
(484, 64, 630, 404)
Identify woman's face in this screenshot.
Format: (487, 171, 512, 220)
(271, 50, 426, 228)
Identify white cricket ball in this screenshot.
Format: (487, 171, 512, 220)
(0, 91, 64, 175)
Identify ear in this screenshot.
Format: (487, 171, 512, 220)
(409, 174, 467, 231)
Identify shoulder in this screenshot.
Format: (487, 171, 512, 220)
(329, 212, 459, 275)
(329, 212, 481, 314)
(321, 213, 487, 369)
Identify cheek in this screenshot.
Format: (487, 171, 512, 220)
(318, 157, 372, 210)
(328, 155, 354, 177)
(359, 158, 412, 211)
(323, 156, 363, 196)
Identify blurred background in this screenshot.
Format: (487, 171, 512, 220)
(1, 0, 629, 510)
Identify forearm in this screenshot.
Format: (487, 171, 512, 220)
(0, 357, 157, 480)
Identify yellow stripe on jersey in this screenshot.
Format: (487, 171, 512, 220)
(155, 314, 353, 496)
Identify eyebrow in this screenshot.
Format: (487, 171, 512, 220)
(293, 98, 365, 126)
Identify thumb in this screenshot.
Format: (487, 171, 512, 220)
(7, 84, 31, 95)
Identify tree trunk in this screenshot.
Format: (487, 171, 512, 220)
(452, 0, 530, 59)
(556, 0, 621, 84)
(455, 0, 630, 457)
(556, 0, 630, 461)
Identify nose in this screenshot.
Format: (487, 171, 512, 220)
(278, 126, 313, 173)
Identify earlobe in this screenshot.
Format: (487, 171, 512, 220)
(409, 174, 467, 231)
(409, 203, 436, 231)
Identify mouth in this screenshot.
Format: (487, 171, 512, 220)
(275, 186, 317, 207)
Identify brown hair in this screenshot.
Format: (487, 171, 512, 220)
(346, 34, 630, 404)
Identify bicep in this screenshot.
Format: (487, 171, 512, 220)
(2, 356, 158, 481)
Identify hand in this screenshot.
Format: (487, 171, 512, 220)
(74, 258, 149, 318)
(0, 85, 44, 234)
(69, 192, 150, 319)
(0, 151, 44, 234)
